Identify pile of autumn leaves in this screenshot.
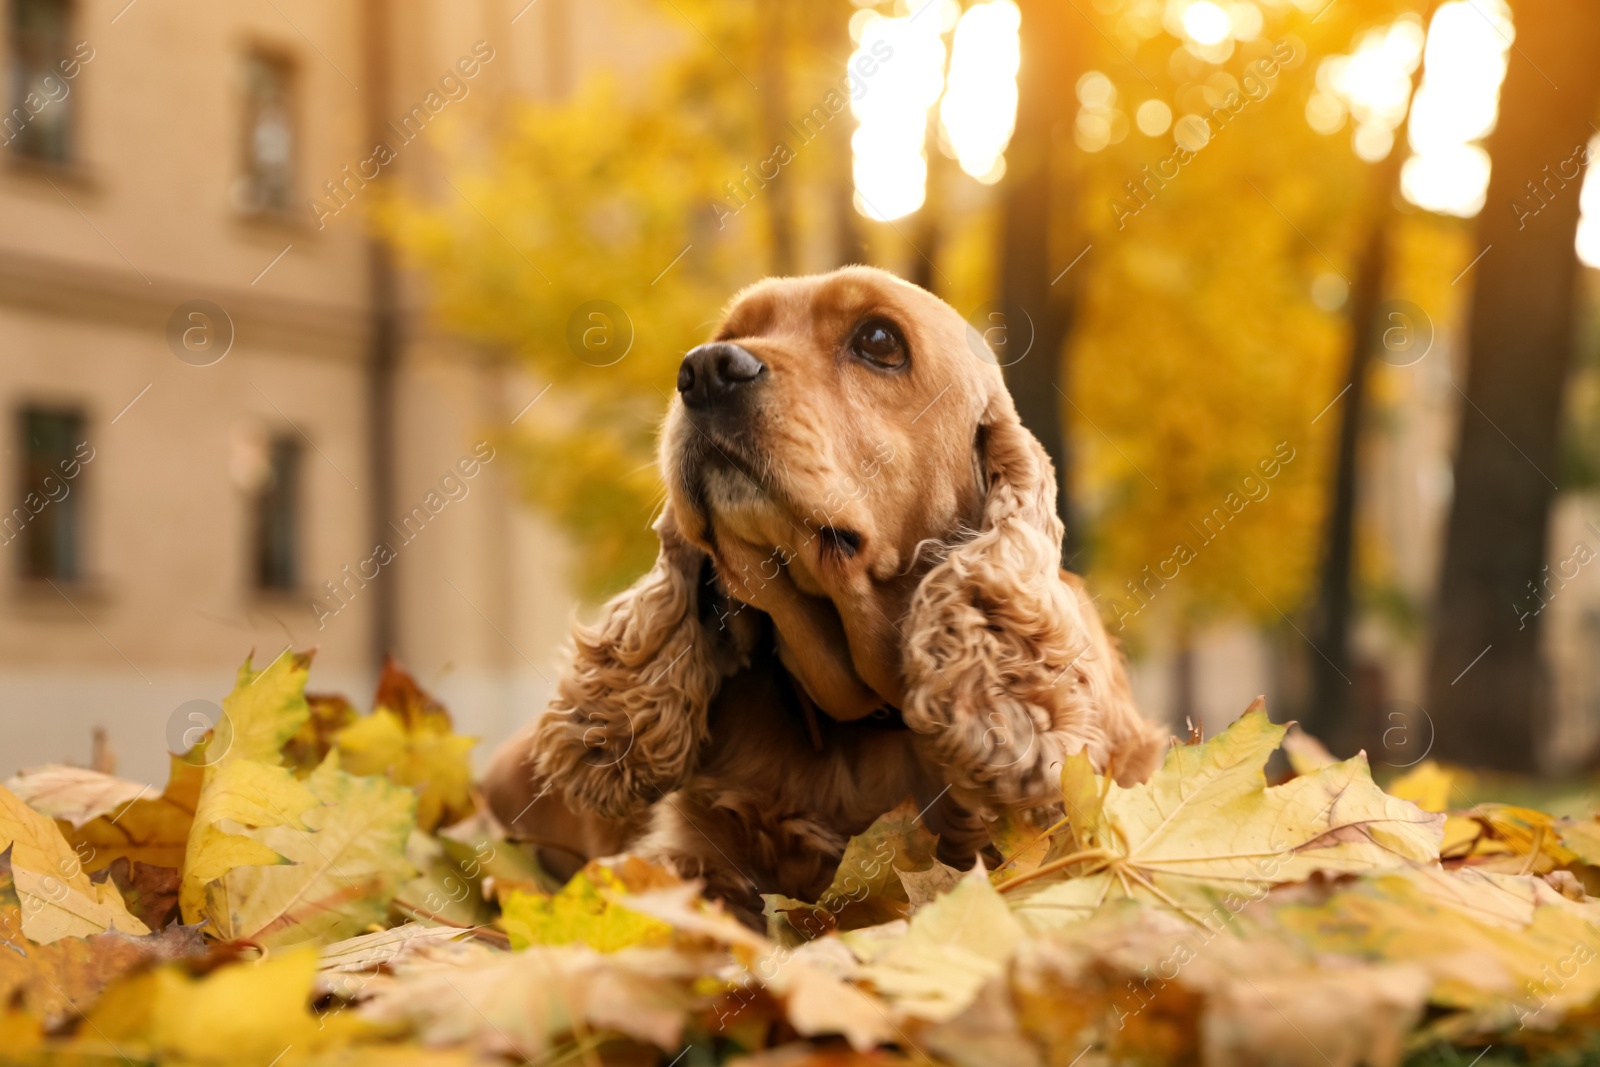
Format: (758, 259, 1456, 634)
(5, 657, 1600, 1066)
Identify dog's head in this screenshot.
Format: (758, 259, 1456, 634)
(663, 267, 1004, 718)
(532, 266, 1165, 817)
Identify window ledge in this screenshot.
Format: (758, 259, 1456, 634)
(247, 587, 317, 615)
(12, 576, 111, 609)
(3, 152, 100, 192)
(233, 204, 315, 237)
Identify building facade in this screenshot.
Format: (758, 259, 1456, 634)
(0, 0, 672, 784)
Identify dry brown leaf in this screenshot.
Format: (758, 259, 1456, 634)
(0, 846, 202, 1029)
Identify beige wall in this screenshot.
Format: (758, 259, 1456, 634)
(0, 0, 668, 784)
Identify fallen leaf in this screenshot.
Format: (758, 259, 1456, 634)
(986, 808, 1054, 886)
(393, 829, 497, 928)
(897, 861, 964, 909)
(1282, 725, 1337, 776)
(3, 765, 153, 828)
(502, 859, 676, 952)
(283, 692, 360, 775)
(318, 922, 474, 975)
(357, 942, 711, 1059)
(1011, 903, 1430, 1067)
(336, 660, 477, 832)
(858, 865, 1024, 1023)
(226, 649, 316, 762)
(1279, 865, 1600, 1033)
(179, 653, 418, 945)
(1388, 760, 1459, 814)
(765, 799, 943, 940)
(609, 880, 769, 953)
(0, 787, 148, 943)
(1442, 804, 1574, 875)
(774, 959, 898, 1052)
(0, 847, 202, 1028)
(210, 754, 418, 946)
(64, 755, 202, 874)
(1003, 702, 1443, 931)
(84, 945, 326, 1064)
(337, 708, 476, 835)
(102, 857, 180, 930)
(179, 759, 321, 930)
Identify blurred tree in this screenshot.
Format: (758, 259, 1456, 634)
(1304, 6, 1435, 751)
(1000, 0, 1085, 556)
(1425, 0, 1600, 771)
(1068, 4, 1380, 688)
(380, 0, 859, 599)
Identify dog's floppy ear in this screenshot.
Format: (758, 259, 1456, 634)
(530, 504, 741, 818)
(902, 390, 1167, 804)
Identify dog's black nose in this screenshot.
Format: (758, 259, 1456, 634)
(677, 343, 766, 410)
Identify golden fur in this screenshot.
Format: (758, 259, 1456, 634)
(483, 266, 1168, 914)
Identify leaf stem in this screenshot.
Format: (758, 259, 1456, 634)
(995, 848, 1111, 893)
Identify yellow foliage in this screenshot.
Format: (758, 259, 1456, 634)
(379, 0, 859, 598)
(500, 860, 675, 953)
(1069, 2, 1430, 636)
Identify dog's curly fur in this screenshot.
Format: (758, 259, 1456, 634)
(483, 266, 1168, 914)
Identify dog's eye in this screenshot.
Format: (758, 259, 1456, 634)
(850, 319, 908, 369)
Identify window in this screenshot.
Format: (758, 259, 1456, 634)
(6, 0, 74, 163)
(240, 50, 295, 212)
(15, 406, 85, 581)
(252, 437, 301, 591)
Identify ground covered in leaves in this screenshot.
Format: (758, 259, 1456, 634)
(5, 653, 1600, 1066)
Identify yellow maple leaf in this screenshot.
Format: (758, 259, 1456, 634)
(502, 859, 674, 953)
(63, 755, 203, 874)
(1002, 704, 1443, 931)
(211, 753, 417, 946)
(1279, 866, 1600, 1032)
(1388, 760, 1460, 814)
(180, 652, 418, 944)
(336, 711, 474, 835)
(84, 945, 323, 1064)
(335, 659, 477, 833)
(857, 866, 1024, 1024)
(0, 785, 148, 944)
(1440, 804, 1575, 875)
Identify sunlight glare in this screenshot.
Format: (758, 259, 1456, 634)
(1182, 1, 1231, 46)
(1575, 135, 1600, 269)
(1400, 0, 1512, 216)
(851, 8, 949, 220)
(939, 1, 1022, 183)
(1311, 15, 1422, 163)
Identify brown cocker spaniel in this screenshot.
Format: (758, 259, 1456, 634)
(483, 266, 1168, 916)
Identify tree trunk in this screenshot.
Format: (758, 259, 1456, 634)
(1425, 0, 1600, 771)
(1000, 0, 1083, 560)
(1304, 30, 1431, 749)
(907, 130, 944, 292)
(757, 0, 797, 275)
(363, 0, 400, 670)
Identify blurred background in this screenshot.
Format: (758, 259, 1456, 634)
(4, 0, 1598, 786)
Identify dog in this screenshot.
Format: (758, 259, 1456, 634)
(483, 266, 1168, 916)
